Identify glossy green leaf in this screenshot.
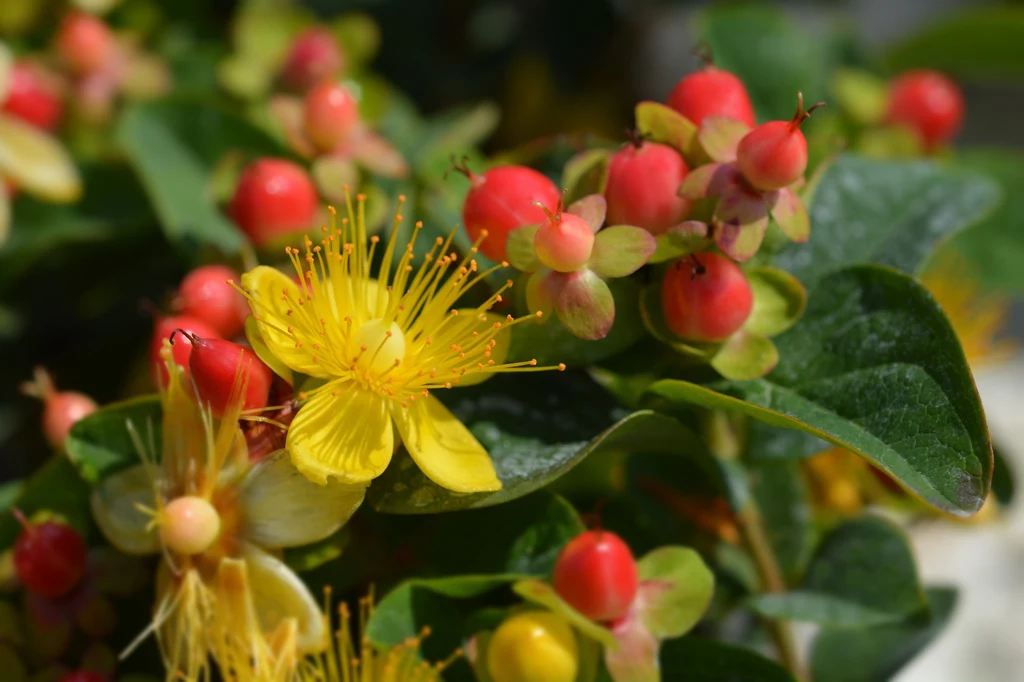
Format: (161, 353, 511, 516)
(748, 460, 813, 581)
(506, 224, 540, 272)
(648, 221, 711, 264)
(744, 266, 807, 337)
(696, 4, 827, 122)
(748, 516, 927, 627)
(697, 116, 748, 163)
(65, 396, 161, 483)
(0, 456, 92, 551)
(810, 587, 958, 682)
(648, 266, 992, 516)
(936, 150, 1024, 293)
(116, 100, 289, 254)
(590, 226, 657, 279)
(635, 547, 714, 639)
(661, 637, 797, 682)
(509, 276, 645, 367)
(708, 329, 778, 381)
(367, 373, 711, 514)
(886, 7, 1024, 78)
(556, 269, 615, 341)
(774, 155, 1000, 288)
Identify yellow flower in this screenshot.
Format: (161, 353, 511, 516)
(90, 347, 366, 682)
(920, 253, 1014, 367)
(240, 194, 563, 493)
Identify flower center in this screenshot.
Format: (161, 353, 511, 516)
(352, 318, 406, 376)
(160, 496, 221, 556)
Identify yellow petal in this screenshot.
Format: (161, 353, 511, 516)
(392, 394, 501, 493)
(239, 450, 366, 548)
(287, 386, 394, 485)
(90, 464, 160, 555)
(241, 266, 329, 378)
(245, 315, 294, 386)
(0, 114, 81, 203)
(451, 309, 510, 387)
(242, 543, 324, 652)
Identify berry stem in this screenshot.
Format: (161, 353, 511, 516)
(444, 154, 477, 183)
(19, 367, 55, 400)
(788, 91, 827, 133)
(692, 42, 714, 68)
(623, 127, 645, 150)
(688, 253, 706, 280)
(11, 508, 33, 535)
(169, 328, 198, 345)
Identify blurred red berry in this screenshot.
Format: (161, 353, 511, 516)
(1, 62, 62, 131)
(59, 672, 108, 682)
(885, 70, 964, 150)
(13, 514, 87, 599)
(55, 12, 115, 76)
(605, 141, 691, 235)
(230, 158, 319, 248)
(19, 368, 96, 448)
(280, 28, 344, 92)
(174, 265, 249, 338)
(303, 81, 359, 152)
(667, 67, 756, 128)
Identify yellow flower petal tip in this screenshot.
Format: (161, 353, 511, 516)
(239, 193, 562, 492)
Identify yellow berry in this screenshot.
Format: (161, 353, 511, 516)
(487, 612, 578, 682)
(160, 496, 221, 555)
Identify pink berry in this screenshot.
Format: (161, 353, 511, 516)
(303, 82, 359, 152)
(553, 530, 639, 623)
(20, 368, 97, 448)
(229, 158, 319, 248)
(661, 253, 753, 342)
(460, 164, 561, 263)
(1, 62, 62, 131)
(186, 335, 273, 417)
(534, 211, 594, 273)
(13, 513, 88, 598)
(160, 496, 221, 556)
(735, 94, 822, 191)
(59, 672, 108, 682)
(605, 141, 691, 235)
(666, 67, 756, 128)
(885, 70, 964, 150)
(55, 12, 115, 76)
(280, 28, 344, 92)
(150, 315, 222, 389)
(174, 265, 249, 338)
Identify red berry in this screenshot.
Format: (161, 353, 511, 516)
(280, 28, 344, 92)
(1, 62, 62, 131)
(303, 82, 359, 153)
(534, 211, 594, 273)
(666, 67, 756, 128)
(13, 514, 87, 598)
(460, 165, 561, 262)
(735, 94, 821, 191)
(187, 336, 273, 417)
(661, 253, 753, 342)
(55, 12, 115, 76)
(174, 265, 249, 338)
(59, 672, 107, 682)
(230, 158, 319, 248)
(150, 315, 222, 389)
(605, 141, 691, 235)
(20, 368, 96, 448)
(885, 70, 964, 150)
(552, 530, 639, 623)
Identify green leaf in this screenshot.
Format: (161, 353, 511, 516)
(634, 102, 701, 163)
(648, 221, 711, 264)
(774, 155, 1000, 288)
(748, 516, 927, 628)
(744, 267, 807, 337)
(116, 99, 289, 254)
(635, 547, 714, 639)
(368, 372, 716, 514)
(992, 445, 1015, 506)
(413, 101, 500, 172)
(506, 224, 540, 272)
(283, 527, 351, 573)
(590, 226, 657, 279)
(0, 456, 92, 551)
(810, 587, 958, 682)
(696, 4, 828, 122)
(885, 7, 1024, 79)
(661, 637, 797, 682)
(557, 269, 615, 341)
(65, 396, 161, 483)
(513, 579, 617, 647)
(831, 69, 888, 125)
(709, 330, 778, 381)
(936, 150, 1024, 293)
(562, 149, 612, 205)
(509, 276, 645, 367)
(647, 265, 992, 516)
(748, 460, 813, 581)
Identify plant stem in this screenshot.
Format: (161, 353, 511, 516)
(738, 502, 806, 681)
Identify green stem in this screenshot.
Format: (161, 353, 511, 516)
(738, 502, 806, 681)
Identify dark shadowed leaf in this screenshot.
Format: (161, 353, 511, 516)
(661, 637, 797, 682)
(65, 396, 161, 483)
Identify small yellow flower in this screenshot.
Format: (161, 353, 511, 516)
(90, 347, 366, 682)
(240, 194, 563, 493)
